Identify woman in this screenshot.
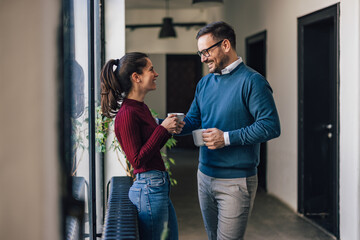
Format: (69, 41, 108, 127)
(100, 52, 182, 240)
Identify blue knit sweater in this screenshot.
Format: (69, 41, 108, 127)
(182, 62, 281, 178)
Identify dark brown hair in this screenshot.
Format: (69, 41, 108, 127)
(196, 21, 236, 50)
(100, 52, 148, 118)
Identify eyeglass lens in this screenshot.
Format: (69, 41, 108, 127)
(197, 40, 224, 57)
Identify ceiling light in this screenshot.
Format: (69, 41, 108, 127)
(159, 0, 176, 38)
(159, 17, 177, 38)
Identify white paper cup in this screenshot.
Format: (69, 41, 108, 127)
(167, 113, 185, 122)
(192, 129, 206, 147)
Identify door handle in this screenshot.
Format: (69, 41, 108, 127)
(324, 124, 333, 130)
(324, 124, 333, 138)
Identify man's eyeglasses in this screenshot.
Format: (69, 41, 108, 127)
(197, 40, 224, 58)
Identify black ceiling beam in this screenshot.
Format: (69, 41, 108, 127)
(126, 22, 207, 30)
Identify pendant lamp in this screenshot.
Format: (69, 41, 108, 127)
(159, 0, 176, 38)
(159, 17, 176, 38)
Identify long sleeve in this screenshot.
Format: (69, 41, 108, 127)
(116, 109, 170, 169)
(179, 86, 203, 135)
(228, 73, 281, 145)
(114, 98, 170, 174)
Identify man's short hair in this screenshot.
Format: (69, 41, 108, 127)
(196, 21, 236, 50)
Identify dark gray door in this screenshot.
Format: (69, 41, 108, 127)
(166, 55, 202, 148)
(246, 31, 267, 191)
(298, 4, 339, 237)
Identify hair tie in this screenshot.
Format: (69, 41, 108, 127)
(115, 59, 120, 66)
(101, 91, 109, 95)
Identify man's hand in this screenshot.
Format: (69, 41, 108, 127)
(176, 120, 186, 134)
(203, 128, 225, 150)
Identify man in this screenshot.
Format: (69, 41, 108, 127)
(181, 21, 281, 239)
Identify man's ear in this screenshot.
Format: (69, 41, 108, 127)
(131, 72, 141, 83)
(223, 39, 232, 53)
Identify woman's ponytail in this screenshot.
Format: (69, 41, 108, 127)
(100, 59, 123, 118)
(100, 52, 148, 118)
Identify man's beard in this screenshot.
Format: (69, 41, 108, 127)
(211, 54, 229, 74)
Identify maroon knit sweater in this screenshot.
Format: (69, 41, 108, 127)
(114, 98, 170, 174)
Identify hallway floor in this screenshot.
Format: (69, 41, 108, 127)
(168, 148, 336, 240)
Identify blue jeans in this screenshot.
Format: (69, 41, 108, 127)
(129, 170, 178, 240)
(197, 170, 258, 240)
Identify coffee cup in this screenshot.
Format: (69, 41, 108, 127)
(167, 113, 185, 123)
(192, 129, 206, 147)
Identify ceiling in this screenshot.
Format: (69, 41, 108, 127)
(125, 0, 206, 9)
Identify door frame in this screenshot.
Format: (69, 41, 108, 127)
(298, 3, 340, 237)
(245, 30, 267, 191)
(246, 30, 267, 77)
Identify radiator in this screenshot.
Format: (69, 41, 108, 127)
(102, 176, 139, 240)
(65, 176, 86, 240)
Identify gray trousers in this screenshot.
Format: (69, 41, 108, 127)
(197, 170, 258, 240)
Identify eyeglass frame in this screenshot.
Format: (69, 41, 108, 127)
(197, 39, 224, 58)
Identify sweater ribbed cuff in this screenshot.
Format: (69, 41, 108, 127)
(155, 125, 171, 140)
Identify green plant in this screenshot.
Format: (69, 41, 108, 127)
(70, 117, 86, 176)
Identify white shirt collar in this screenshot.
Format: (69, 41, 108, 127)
(214, 57, 243, 75)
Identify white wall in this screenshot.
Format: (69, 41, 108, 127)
(223, 0, 360, 239)
(338, 1, 360, 239)
(104, 0, 129, 183)
(126, 9, 204, 54)
(0, 0, 60, 239)
(105, 0, 126, 60)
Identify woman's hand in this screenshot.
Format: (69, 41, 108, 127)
(161, 114, 179, 134)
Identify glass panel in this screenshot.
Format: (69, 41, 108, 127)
(63, 0, 91, 238)
(63, 0, 103, 239)
(71, 0, 91, 237)
(94, 0, 104, 237)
